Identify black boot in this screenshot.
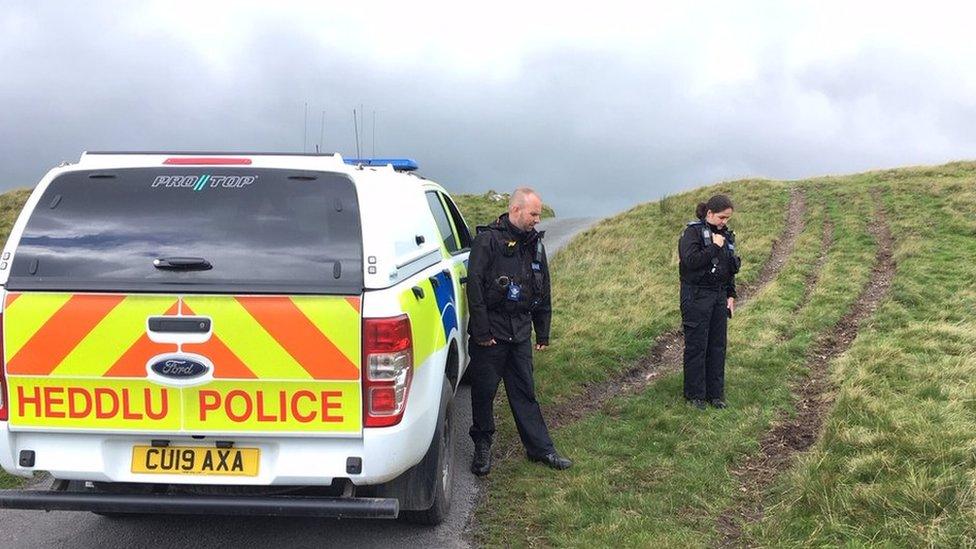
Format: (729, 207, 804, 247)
(471, 439, 492, 476)
(529, 451, 573, 470)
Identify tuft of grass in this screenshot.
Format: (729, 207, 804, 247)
(659, 192, 673, 215)
(0, 188, 31, 241)
(0, 470, 21, 488)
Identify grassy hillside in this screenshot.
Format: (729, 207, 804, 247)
(476, 163, 976, 546)
(0, 189, 31, 241)
(452, 191, 555, 229)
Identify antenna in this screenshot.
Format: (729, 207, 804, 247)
(303, 102, 308, 153)
(359, 104, 365, 159)
(319, 110, 326, 154)
(353, 108, 361, 159)
(372, 110, 376, 158)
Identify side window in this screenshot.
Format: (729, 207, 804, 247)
(441, 193, 472, 250)
(425, 191, 459, 253)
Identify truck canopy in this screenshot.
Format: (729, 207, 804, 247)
(6, 167, 363, 295)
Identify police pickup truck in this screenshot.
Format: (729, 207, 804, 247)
(0, 152, 471, 524)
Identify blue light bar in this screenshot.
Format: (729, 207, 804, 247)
(343, 158, 419, 171)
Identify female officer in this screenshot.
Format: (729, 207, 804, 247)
(678, 194, 740, 410)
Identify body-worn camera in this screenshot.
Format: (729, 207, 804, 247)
(495, 275, 523, 302)
(507, 282, 523, 301)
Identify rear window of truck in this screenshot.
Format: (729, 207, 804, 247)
(6, 168, 363, 294)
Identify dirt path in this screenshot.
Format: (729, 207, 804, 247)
(541, 188, 808, 431)
(716, 191, 895, 547)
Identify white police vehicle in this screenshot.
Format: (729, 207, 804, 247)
(0, 152, 472, 524)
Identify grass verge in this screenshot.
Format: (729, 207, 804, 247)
(0, 471, 21, 489)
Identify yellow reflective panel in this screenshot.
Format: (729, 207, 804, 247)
(183, 380, 361, 433)
(7, 376, 360, 434)
(53, 296, 177, 376)
(453, 262, 469, 320)
(290, 296, 361, 369)
(6, 376, 180, 431)
(4, 293, 72, 361)
(183, 296, 310, 380)
(399, 279, 446, 367)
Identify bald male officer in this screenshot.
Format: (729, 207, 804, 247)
(466, 187, 572, 476)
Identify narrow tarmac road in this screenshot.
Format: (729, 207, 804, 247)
(0, 216, 599, 549)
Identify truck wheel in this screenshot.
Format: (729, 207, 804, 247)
(402, 376, 455, 525)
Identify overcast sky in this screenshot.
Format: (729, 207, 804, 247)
(2, 1, 976, 216)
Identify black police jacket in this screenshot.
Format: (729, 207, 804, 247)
(678, 220, 739, 299)
(466, 213, 552, 345)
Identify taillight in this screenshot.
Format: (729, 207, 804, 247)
(363, 315, 413, 428)
(0, 312, 7, 421)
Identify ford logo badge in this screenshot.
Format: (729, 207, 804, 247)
(150, 357, 209, 380)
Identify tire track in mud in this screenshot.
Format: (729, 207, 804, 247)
(716, 190, 894, 548)
(797, 219, 834, 313)
(465, 188, 808, 545)
(540, 187, 808, 432)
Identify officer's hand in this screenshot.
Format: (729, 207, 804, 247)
(712, 233, 726, 247)
(535, 344, 548, 351)
(727, 297, 735, 314)
(477, 338, 497, 347)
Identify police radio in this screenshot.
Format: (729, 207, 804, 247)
(697, 222, 740, 275)
(700, 225, 721, 274)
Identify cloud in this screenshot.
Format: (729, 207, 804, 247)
(2, 1, 976, 217)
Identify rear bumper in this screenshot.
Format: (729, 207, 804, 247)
(0, 489, 399, 519)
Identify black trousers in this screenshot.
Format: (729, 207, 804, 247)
(681, 284, 728, 400)
(468, 339, 556, 458)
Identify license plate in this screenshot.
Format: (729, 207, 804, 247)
(131, 446, 260, 476)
